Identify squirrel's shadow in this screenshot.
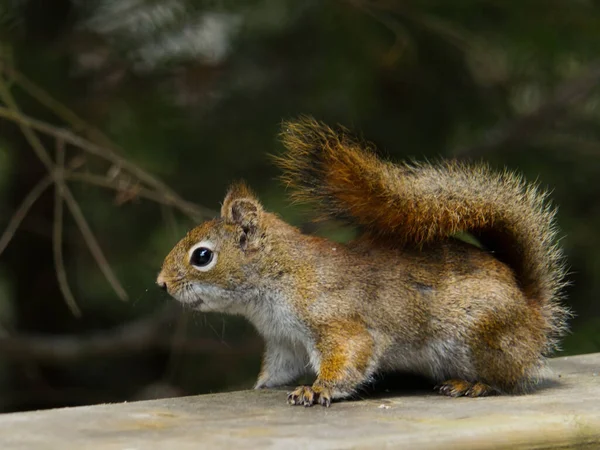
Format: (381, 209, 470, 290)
(354, 373, 561, 402)
(291, 371, 436, 401)
(294, 371, 562, 402)
(355, 372, 440, 400)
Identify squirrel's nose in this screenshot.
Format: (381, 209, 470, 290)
(156, 273, 168, 291)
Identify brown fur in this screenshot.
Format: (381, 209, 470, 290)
(277, 116, 569, 353)
(157, 117, 570, 407)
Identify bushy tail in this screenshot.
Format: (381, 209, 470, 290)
(276, 116, 569, 350)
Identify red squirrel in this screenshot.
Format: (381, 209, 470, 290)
(157, 117, 569, 406)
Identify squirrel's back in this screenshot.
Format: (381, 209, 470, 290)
(276, 116, 569, 354)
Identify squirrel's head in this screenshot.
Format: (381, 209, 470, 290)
(157, 182, 271, 313)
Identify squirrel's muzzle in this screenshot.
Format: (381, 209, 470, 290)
(156, 272, 168, 291)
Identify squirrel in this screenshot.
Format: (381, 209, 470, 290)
(157, 116, 569, 407)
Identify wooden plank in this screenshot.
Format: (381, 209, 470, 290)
(0, 353, 599, 449)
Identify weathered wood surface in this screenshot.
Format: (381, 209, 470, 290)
(0, 353, 599, 449)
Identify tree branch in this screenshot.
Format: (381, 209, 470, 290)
(0, 78, 128, 302)
(52, 138, 81, 316)
(0, 104, 213, 221)
(0, 63, 115, 148)
(0, 175, 53, 256)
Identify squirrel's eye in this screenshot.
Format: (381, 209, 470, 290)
(188, 241, 218, 272)
(190, 247, 213, 267)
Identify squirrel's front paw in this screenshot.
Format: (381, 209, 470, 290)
(287, 385, 332, 407)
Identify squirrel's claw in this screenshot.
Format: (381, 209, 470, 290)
(287, 385, 332, 407)
(318, 391, 332, 407)
(287, 386, 312, 406)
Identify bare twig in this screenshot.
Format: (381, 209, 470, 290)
(0, 64, 115, 148)
(454, 62, 600, 157)
(65, 172, 208, 216)
(68, 194, 129, 300)
(0, 305, 262, 363)
(0, 105, 213, 221)
(0, 76, 128, 302)
(53, 139, 81, 316)
(0, 175, 53, 256)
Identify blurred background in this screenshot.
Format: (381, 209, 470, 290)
(0, 0, 599, 413)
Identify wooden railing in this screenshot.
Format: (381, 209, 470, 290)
(0, 353, 599, 449)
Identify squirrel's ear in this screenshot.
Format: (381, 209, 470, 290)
(221, 182, 263, 248)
